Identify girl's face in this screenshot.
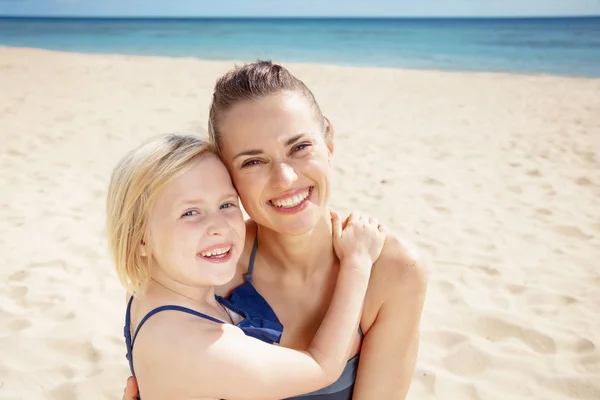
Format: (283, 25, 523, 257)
(145, 154, 246, 288)
(218, 91, 334, 236)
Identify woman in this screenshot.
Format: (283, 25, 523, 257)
(123, 61, 429, 399)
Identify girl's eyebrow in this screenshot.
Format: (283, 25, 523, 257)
(176, 192, 237, 207)
(175, 198, 205, 208)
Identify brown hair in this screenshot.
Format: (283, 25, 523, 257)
(208, 60, 332, 154)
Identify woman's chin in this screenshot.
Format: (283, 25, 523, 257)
(252, 202, 328, 236)
(272, 213, 324, 236)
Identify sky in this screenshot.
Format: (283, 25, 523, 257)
(1, 0, 600, 18)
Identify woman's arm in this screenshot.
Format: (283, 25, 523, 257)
(351, 232, 430, 399)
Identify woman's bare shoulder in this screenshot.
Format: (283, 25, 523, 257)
(362, 228, 430, 329)
(376, 230, 430, 285)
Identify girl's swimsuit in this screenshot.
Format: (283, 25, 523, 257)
(124, 237, 361, 399)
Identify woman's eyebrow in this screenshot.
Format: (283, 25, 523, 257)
(285, 133, 306, 146)
(232, 149, 262, 161)
(232, 134, 307, 160)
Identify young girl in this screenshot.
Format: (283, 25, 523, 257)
(106, 134, 385, 400)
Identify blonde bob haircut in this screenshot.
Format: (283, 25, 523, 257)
(106, 134, 213, 295)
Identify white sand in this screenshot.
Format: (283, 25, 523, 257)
(1, 47, 599, 399)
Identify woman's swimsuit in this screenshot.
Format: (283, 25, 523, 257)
(123, 237, 361, 399)
(219, 238, 362, 399)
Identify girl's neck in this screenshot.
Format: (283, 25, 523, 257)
(145, 270, 230, 322)
(149, 276, 215, 304)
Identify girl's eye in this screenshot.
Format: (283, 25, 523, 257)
(241, 159, 262, 168)
(220, 202, 237, 210)
(181, 210, 199, 217)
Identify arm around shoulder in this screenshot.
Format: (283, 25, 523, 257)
(134, 316, 347, 400)
(132, 251, 373, 400)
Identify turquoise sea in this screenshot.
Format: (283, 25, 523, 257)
(1, 17, 599, 76)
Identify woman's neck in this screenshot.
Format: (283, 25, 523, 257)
(255, 214, 337, 281)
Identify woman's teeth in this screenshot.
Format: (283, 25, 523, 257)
(270, 189, 310, 208)
(200, 246, 231, 258)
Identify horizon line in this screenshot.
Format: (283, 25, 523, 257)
(1, 14, 599, 19)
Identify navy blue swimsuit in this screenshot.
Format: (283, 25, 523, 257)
(124, 238, 361, 399)
(220, 238, 362, 399)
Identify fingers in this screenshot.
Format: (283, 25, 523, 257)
(123, 376, 139, 400)
(346, 211, 358, 227)
(368, 216, 378, 228)
(335, 211, 382, 233)
(346, 212, 380, 229)
(341, 214, 350, 230)
(330, 209, 342, 239)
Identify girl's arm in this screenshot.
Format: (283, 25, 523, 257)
(133, 211, 385, 400)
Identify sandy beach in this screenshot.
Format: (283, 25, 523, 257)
(1, 46, 599, 399)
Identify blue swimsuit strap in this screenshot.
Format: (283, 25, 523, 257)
(126, 296, 225, 350)
(243, 236, 259, 283)
(124, 297, 226, 400)
(241, 236, 365, 338)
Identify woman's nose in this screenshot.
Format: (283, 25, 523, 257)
(271, 162, 298, 188)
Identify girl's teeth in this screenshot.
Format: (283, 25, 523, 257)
(201, 247, 230, 257)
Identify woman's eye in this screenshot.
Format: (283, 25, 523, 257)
(293, 143, 311, 153)
(181, 210, 199, 217)
(241, 159, 262, 168)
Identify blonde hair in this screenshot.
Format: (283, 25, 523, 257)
(106, 134, 213, 295)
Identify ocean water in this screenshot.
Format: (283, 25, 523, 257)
(1, 17, 599, 77)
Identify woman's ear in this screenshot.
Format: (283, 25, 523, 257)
(327, 143, 335, 163)
(324, 116, 334, 157)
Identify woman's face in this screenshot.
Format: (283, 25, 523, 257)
(218, 91, 334, 236)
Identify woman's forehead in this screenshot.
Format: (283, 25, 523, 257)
(219, 93, 320, 147)
(228, 91, 312, 120)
